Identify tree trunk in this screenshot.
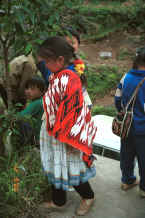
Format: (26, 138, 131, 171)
(3, 44, 13, 109)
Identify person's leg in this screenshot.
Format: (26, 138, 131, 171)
(15, 120, 35, 147)
(73, 181, 94, 199)
(41, 185, 66, 210)
(135, 135, 145, 192)
(41, 185, 67, 209)
(120, 130, 136, 186)
(51, 185, 67, 206)
(74, 181, 95, 215)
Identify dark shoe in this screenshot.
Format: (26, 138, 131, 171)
(76, 198, 95, 216)
(121, 180, 139, 191)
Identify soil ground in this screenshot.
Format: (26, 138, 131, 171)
(80, 31, 145, 106)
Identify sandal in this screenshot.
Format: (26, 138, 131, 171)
(76, 198, 95, 216)
(121, 180, 139, 191)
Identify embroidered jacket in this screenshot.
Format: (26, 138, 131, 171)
(38, 59, 92, 108)
(43, 69, 97, 158)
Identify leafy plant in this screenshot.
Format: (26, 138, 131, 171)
(0, 104, 39, 156)
(0, 147, 50, 218)
(87, 65, 122, 101)
(92, 105, 117, 117)
(0, 0, 84, 108)
(117, 48, 134, 60)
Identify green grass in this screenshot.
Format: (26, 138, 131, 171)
(87, 64, 123, 102)
(92, 105, 117, 117)
(117, 47, 134, 60)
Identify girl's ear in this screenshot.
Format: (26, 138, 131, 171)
(58, 56, 65, 65)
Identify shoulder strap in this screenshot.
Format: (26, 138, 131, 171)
(126, 76, 145, 110)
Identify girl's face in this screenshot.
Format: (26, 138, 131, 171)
(65, 36, 79, 52)
(25, 86, 42, 100)
(45, 56, 65, 73)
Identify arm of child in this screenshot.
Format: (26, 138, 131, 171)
(18, 98, 43, 117)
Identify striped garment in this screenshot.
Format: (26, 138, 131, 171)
(40, 120, 96, 190)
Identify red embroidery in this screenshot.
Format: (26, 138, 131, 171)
(43, 69, 97, 165)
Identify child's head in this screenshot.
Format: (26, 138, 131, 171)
(64, 28, 80, 52)
(133, 52, 145, 70)
(25, 76, 46, 100)
(37, 36, 74, 73)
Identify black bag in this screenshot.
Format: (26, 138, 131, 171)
(112, 77, 145, 139)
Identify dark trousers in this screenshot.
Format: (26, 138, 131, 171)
(15, 120, 36, 148)
(120, 128, 145, 191)
(52, 181, 94, 206)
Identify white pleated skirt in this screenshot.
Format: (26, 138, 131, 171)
(40, 120, 96, 191)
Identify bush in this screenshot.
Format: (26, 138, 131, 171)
(0, 147, 50, 218)
(92, 105, 117, 116)
(87, 65, 122, 102)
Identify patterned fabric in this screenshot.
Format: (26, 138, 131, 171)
(37, 58, 92, 108)
(43, 69, 97, 159)
(82, 87, 92, 109)
(40, 120, 96, 190)
(68, 59, 92, 109)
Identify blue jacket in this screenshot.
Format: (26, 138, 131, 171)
(115, 69, 145, 135)
(37, 61, 51, 86)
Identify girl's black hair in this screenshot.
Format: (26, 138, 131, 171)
(80, 74, 88, 87)
(37, 36, 74, 65)
(25, 76, 46, 93)
(133, 53, 145, 70)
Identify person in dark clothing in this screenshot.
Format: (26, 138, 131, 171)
(114, 52, 145, 197)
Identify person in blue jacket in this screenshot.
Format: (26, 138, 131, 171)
(114, 52, 145, 197)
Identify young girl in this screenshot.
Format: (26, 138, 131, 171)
(114, 53, 145, 197)
(37, 28, 92, 109)
(38, 36, 97, 215)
